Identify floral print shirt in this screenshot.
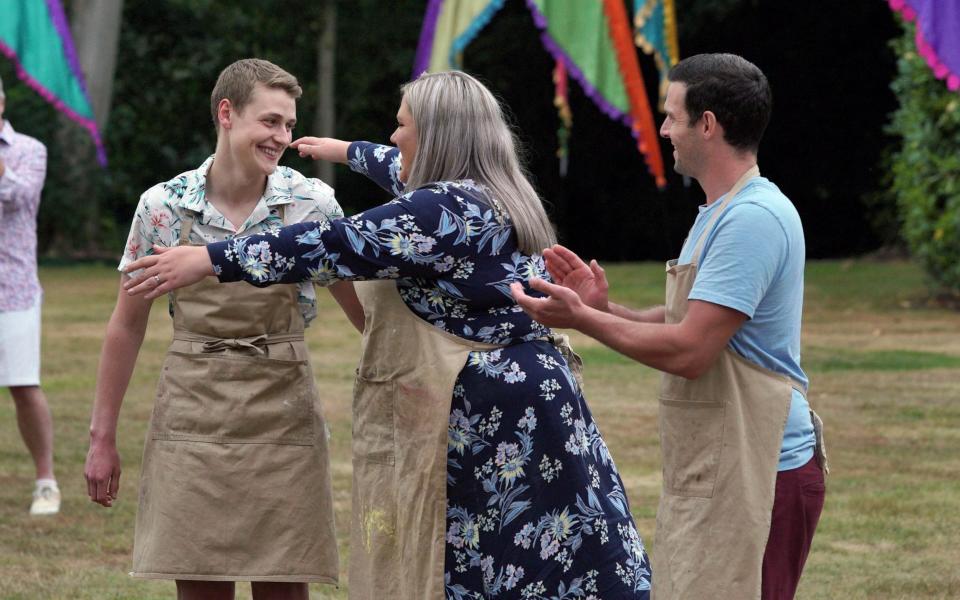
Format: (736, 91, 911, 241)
(119, 155, 343, 323)
(0, 120, 47, 312)
(208, 142, 652, 598)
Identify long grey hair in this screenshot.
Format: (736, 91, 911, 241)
(400, 71, 557, 255)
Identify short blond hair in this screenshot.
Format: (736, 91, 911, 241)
(210, 59, 301, 128)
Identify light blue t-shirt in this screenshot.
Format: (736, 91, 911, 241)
(678, 176, 815, 471)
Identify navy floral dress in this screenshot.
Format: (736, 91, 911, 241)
(208, 142, 651, 599)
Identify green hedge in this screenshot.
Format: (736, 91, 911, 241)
(888, 21, 960, 294)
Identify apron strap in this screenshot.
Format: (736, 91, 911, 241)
(688, 164, 760, 266)
(543, 332, 584, 389)
(173, 330, 305, 356)
(179, 210, 197, 246)
(179, 198, 288, 248)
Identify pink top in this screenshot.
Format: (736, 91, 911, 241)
(0, 120, 47, 311)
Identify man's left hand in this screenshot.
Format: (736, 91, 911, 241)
(510, 278, 589, 330)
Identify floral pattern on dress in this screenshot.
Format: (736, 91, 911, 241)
(119, 155, 343, 323)
(209, 142, 651, 598)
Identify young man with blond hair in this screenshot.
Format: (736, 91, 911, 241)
(85, 58, 361, 600)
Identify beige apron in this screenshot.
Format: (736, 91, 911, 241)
(651, 166, 827, 599)
(131, 207, 338, 583)
(348, 280, 504, 599)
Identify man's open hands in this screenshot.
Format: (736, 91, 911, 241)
(543, 245, 610, 313)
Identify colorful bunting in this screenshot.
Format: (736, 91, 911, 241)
(634, 0, 680, 106)
(526, 0, 665, 187)
(412, 0, 508, 78)
(0, 0, 106, 165)
(889, 0, 960, 92)
(411, 0, 666, 188)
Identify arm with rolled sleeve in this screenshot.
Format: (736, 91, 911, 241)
(0, 139, 47, 211)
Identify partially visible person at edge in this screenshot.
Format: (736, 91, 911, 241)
(83, 59, 363, 600)
(512, 53, 827, 600)
(123, 70, 653, 599)
(0, 74, 60, 516)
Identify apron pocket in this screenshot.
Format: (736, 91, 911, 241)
(659, 397, 725, 498)
(353, 374, 396, 465)
(152, 351, 314, 445)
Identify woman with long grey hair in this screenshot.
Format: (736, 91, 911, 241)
(124, 70, 652, 599)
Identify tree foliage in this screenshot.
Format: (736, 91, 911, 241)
(887, 21, 960, 293)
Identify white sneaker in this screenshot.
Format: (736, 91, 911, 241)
(30, 483, 61, 516)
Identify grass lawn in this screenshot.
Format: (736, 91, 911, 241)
(1, 259, 958, 599)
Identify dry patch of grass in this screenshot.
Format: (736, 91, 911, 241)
(1, 260, 958, 598)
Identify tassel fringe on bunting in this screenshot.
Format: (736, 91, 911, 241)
(633, 0, 679, 107)
(888, 0, 960, 92)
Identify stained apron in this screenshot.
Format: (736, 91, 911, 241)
(651, 166, 827, 599)
(131, 208, 339, 582)
(348, 279, 507, 599)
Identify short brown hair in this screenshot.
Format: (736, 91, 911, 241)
(210, 59, 302, 129)
(668, 53, 772, 154)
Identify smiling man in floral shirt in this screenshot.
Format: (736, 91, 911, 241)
(84, 59, 361, 598)
(0, 75, 60, 516)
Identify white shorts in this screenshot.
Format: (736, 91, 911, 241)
(0, 297, 42, 387)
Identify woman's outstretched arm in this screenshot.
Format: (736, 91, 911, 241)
(124, 183, 492, 300)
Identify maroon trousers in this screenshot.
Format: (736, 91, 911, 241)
(761, 456, 826, 600)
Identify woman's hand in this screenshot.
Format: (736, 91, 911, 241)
(123, 245, 215, 300)
(290, 137, 350, 164)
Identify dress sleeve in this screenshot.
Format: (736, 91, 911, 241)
(346, 141, 405, 197)
(208, 184, 513, 287)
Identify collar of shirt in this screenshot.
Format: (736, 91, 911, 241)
(0, 120, 15, 146)
(177, 155, 296, 232)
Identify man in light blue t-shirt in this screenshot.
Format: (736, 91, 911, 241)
(513, 54, 824, 600)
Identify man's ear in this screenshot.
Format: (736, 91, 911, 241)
(217, 99, 233, 130)
(700, 110, 720, 140)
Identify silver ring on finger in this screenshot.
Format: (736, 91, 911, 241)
(154, 274, 162, 286)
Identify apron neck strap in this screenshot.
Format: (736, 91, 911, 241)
(689, 164, 760, 265)
(179, 210, 197, 245)
(178, 202, 286, 247)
